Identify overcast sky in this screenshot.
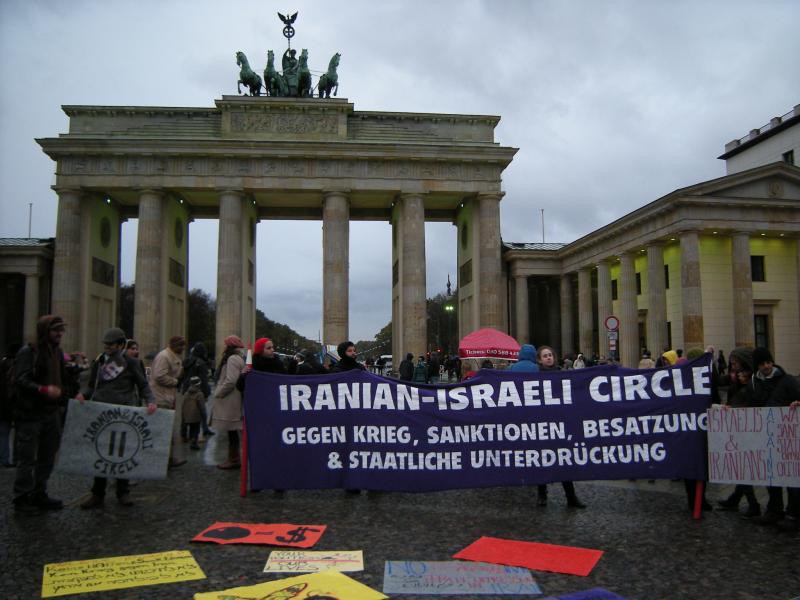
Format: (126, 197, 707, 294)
(1, 0, 798, 343)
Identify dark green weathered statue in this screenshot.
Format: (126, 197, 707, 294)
(236, 51, 262, 96)
(318, 53, 341, 98)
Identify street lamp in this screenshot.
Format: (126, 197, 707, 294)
(444, 303, 454, 354)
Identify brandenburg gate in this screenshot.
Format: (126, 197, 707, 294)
(37, 97, 517, 359)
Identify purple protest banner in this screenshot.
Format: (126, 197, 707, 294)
(243, 355, 713, 492)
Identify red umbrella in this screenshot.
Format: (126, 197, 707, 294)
(458, 328, 521, 360)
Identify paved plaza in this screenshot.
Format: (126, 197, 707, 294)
(2, 433, 797, 600)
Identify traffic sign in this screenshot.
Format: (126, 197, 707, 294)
(604, 315, 619, 331)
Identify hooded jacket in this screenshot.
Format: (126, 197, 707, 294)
(508, 345, 540, 373)
(13, 316, 70, 419)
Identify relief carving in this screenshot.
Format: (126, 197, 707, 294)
(230, 111, 338, 135)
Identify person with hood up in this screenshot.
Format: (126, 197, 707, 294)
(573, 353, 587, 369)
(180, 342, 213, 440)
(507, 344, 539, 372)
(296, 349, 326, 375)
(12, 315, 82, 514)
(80, 327, 156, 509)
(398, 353, 414, 381)
(212, 336, 247, 470)
(330, 341, 365, 373)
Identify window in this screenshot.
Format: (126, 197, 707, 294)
(611, 279, 618, 300)
(664, 264, 670, 289)
(754, 314, 770, 349)
(751, 256, 765, 282)
(783, 149, 795, 166)
(666, 321, 672, 350)
(635, 273, 642, 295)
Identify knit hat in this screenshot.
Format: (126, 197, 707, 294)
(661, 350, 678, 365)
(224, 335, 244, 348)
(729, 347, 754, 372)
(254, 337, 271, 355)
(752, 347, 774, 367)
(102, 327, 127, 345)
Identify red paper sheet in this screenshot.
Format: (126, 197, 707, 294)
(192, 522, 326, 548)
(453, 536, 603, 576)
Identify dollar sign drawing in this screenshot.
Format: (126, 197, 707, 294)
(276, 526, 320, 544)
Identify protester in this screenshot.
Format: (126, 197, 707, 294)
(412, 356, 427, 382)
(80, 327, 156, 509)
(0, 343, 22, 468)
(746, 347, 800, 529)
(212, 336, 246, 470)
(12, 316, 81, 514)
(536, 345, 586, 509)
(638, 350, 655, 369)
(149, 336, 186, 468)
(180, 342, 212, 441)
(573, 353, 586, 369)
(330, 341, 365, 374)
(398, 353, 414, 381)
(296, 349, 326, 375)
(716, 347, 761, 518)
(507, 344, 539, 373)
(182, 376, 205, 450)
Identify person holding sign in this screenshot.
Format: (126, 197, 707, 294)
(535, 345, 586, 509)
(716, 347, 761, 518)
(80, 327, 156, 509)
(746, 347, 800, 529)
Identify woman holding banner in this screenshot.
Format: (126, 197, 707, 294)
(535, 346, 586, 509)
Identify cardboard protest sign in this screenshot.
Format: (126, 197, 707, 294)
(193, 570, 387, 600)
(708, 405, 800, 487)
(244, 355, 714, 492)
(42, 550, 204, 597)
(264, 550, 363, 573)
(549, 588, 627, 600)
(56, 398, 174, 480)
(383, 561, 540, 595)
(453, 537, 603, 577)
(192, 522, 326, 548)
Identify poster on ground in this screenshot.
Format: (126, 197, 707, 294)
(55, 398, 174, 480)
(244, 355, 714, 491)
(194, 570, 387, 600)
(707, 405, 799, 487)
(42, 550, 205, 597)
(264, 550, 364, 573)
(192, 522, 326, 548)
(382, 561, 540, 595)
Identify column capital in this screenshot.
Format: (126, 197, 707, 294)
(137, 187, 165, 197)
(645, 239, 666, 248)
(51, 185, 82, 196)
(215, 188, 244, 198)
(397, 191, 427, 201)
(731, 230, 753, 238)
(476, 191, 505, 200)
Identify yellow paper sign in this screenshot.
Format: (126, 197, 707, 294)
(194, 570, 387, 600)
(42, 549, 205, 597)
(264, 550, 364, 573)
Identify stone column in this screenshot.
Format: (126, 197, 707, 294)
(400, 193, 427, 358)
(731, 231, 754, 348)
(514, 274, 529, 344)
(51, 187, 83, 349)
(322, 191, 350, 345)
(547, 281, 561, 348)
(23, 274, 40, 343)
(133, 189, 165, 356)
(478, 193, 503, 329)
(215, 190, 244, 359)
(680, 231, 704, 349)
(577, 268, 593, 356)
(596, 260, 612, 357)
(619, 252, 639, 366)
(646, 242, 667, 356)
(559, 274, 574, 357)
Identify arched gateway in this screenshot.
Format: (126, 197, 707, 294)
(37, 97, 517, 360)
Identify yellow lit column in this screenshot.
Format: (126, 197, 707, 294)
(731, 232, 754, 348)
(646, 242, 667, 356)
(680, 231, 704, 349)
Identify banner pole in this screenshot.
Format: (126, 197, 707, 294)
(692, 480, 703, 520)
(240, 416, 248, 497)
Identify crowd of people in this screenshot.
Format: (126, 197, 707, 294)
(1, 315, 797, 532)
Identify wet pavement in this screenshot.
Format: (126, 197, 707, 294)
(2, 432, 798, 600)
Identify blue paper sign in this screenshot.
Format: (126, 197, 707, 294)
(382, 561, 540, 595)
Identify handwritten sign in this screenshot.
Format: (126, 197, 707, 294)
(192, 522, 326, 548)
(42, 550, 205, 597)
(194, 570, 387, 600)
(265, 550, 363, 573)
(383, 561, 540, 595)
(708, 406, 799, 486)
(56, 398, 174, 480)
